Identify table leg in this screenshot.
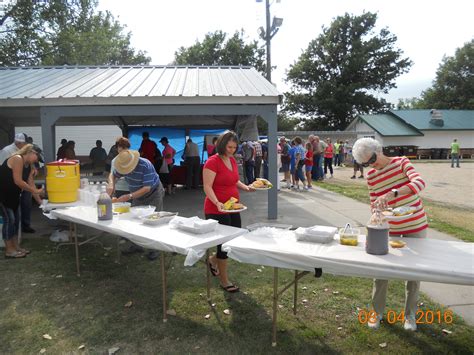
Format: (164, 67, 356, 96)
(272, 267, 279, 347)
(161, 251, 167, 323)
(73, 223, 80, 276)
(116, 237, 121, 264)
(293, 270, 298, 315)
(206, 249, 211, 302)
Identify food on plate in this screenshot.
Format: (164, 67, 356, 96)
(222, 197, 245, 211)
(382, 210, 394, 217)
(223, 197, 238, 210)
(392, 206, 416, 216)
(251, 178, 273, 189)
(389, 240, 406, 248)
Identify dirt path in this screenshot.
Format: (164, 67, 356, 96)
(329, 161, 474, 209)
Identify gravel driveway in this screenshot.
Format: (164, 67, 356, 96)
(330, 161, 474, 209)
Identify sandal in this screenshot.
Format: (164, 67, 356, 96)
(208, 259, 219, 277)
(220, 284, 239, 293)
(18, 248, 31, 255)
(5, 251, 27, 259)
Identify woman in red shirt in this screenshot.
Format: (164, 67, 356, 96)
(304, 142, 313, 189)
(324, 137, 334, 178)
(203, 131, 255, 293)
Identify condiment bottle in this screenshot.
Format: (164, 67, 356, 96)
(97, 185, 112, 220)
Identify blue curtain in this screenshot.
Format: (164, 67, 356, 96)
(128, 127, 186, 163)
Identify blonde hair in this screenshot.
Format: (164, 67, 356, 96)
(13, 143, 35, 157)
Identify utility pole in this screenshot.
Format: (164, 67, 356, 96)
(257, 0, 283, 83)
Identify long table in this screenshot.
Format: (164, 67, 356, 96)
(51, 206, 247, 321)
(222, 228, 474, 345)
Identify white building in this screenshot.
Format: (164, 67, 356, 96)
(346, 109, 474, 158)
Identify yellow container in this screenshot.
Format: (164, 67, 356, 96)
(46, 161, 80, 203)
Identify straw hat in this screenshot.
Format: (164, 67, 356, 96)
(113, 150, 140, 175)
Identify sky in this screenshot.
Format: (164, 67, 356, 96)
(96, 0, 471, 104)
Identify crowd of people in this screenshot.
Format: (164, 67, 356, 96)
(277, 135, 351, 191)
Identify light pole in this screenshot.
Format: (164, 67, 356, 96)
(257, 0, 283, 83)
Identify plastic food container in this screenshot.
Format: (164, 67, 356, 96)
(339, 227, 360, 246)
(130, 205, 156, 218)
(246, 223, 293, 231)
(112, 202, 131, 213)
(295, 226, 336, 244)
(141, 212, 178, 226)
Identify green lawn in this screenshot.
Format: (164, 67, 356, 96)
(1, 236, 473, 354)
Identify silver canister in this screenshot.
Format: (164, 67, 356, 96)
(366, 223, 389, 255)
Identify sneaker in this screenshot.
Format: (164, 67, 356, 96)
(358, 175, 364, 179)
(404, 317, 417, 331)
(307, 185, 313, 189)
(329, 175, 333, 179)
(368, 315, 382, 330)
(22, 226, 36, 233)
(350, 176, 356, 179)
(303, 186, 309, 192)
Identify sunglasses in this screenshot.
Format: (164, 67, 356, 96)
(360, 152, 377, 167)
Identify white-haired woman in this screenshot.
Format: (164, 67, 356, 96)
(352, 137, 428, 332)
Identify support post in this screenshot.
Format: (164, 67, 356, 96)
(40, 108, 59, 163)
(263, 109, 278, 219)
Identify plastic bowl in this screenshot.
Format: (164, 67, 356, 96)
(339, 227, 360, 246)
(112, 202, 131, 213)
(130, 205, 156, 218)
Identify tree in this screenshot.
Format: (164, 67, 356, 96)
(174, 30, 266, 75)
(417, 40, 474, 110)
(0, 0, 150, 66)
(284, 12, 412, 130)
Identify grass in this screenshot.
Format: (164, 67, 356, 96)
(1, 234, 474, 354)
(316, 179, 474, 243)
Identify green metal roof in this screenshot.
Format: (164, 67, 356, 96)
(359, 113, 423, 136)
(393, 110, 474, 130)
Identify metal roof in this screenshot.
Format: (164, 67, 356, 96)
(0, 66, 281, 107)
(358, 113, 423, 136)
(393, 110, 474, 130)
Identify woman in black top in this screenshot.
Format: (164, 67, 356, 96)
(0, 144, 43, 258)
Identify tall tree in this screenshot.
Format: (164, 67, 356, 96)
(417, 40, 474, 110)
(0, 0, 150, 66)
(284, 12, 412, 130)
(174, 30, 266, 74)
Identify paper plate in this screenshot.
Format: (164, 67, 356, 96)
(222, 206, 248, 213)
(383, 213, 414, 221)
(253, 187, 272, 191)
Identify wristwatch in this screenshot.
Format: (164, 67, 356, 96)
(391, 189, 399, 198)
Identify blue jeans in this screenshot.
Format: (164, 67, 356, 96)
(263, 160, 269, 179)
(296, 164, 305, 182)
(451, 153, 460, 167)
(0, 203, 19, 241)
(312, 154, 324, 180)
(244, 160, 255, 184)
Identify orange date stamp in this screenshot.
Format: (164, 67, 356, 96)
(358, 309, 453, 324)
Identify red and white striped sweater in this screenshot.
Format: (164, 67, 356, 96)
(367, 156, 428, 235)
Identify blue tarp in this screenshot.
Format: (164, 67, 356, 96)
(127, 128, 225, 164)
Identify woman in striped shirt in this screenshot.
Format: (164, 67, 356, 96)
(352, 138, 428, 332)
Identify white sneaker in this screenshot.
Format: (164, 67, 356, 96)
(404, 317, 417, 331)
(368, 315, 382, 330)
(303, 186, 309, 192)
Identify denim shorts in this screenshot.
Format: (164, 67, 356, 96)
(305, 165, 313, 172)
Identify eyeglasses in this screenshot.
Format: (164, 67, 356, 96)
(360, 152, 377, 167)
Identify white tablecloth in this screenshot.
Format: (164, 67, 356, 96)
(51, 206, 247, 265)
(222, 228, 474, 285)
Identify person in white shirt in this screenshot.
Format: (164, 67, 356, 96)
(183, 138, 201, 189)
(0, 133, 27, 164)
